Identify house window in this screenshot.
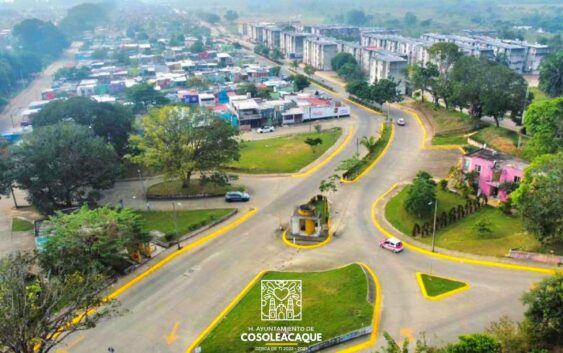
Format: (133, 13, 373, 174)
(463, 158, 471, 171)
(474, 165, 481, 174)
(514, 176, 521, 183)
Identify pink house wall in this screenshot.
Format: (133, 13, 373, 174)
(463, 156, 523, 201)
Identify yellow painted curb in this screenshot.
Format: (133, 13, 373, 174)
(341, 123, 395, 184)
(282, 200, 333, 249)
(344, 98, 384, 116)
(185, 263, 382, 353)
(292, 127, 355, 178)
(337, 263, 382, 353)
(415, 272, 469, 301)
(186, 270, 266, 353)
(371, 183, 556, 274)
(107, 208, 259, 299)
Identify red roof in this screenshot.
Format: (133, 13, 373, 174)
(212, 104, 229, 112)
(302, 97, 331, 107)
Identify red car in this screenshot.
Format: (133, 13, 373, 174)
(379, 237, 404, 253)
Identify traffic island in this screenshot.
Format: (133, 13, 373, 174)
(283, 195, 332, 249)
(416, 272, 469, 300)
(189, 263, 379, 353)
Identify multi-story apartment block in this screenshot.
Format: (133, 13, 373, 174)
(280, 32, 313, 59)
(303, 37, 339, 70)
(310, 25, 360, 39)
(361, 33, 431, 66)
(364, 49, 407, 93)
(263, 26, 282, 49)
(504, 40, 550, 74)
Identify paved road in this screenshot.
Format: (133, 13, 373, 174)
(0, 42, 81, 134)
(59, 34, 551, 353)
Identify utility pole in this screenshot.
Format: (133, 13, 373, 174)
(431, 199, 438, 253)
(137, 169, 150, 210)
(172, 202, 182, 250)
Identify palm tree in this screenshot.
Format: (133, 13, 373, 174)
(360, 135, 378, 154)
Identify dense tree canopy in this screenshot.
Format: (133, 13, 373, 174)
(9, 123, 119, 214)
(523, 97, 563, 159)
(12, 19, 69, 60)
(0, 51, 42, 96)
(346, 78, 402, 106)
(512, 152, 563, 245)
(0, 253, 119, 353)
(125, 82, 170, 113)
(405, 171, 436, 217)
(128, 106, 240, 187)
(32, 97, 134, 156)
(292, 74, 310, 91)
(58, 3, 107, 36)
(224, 9, 239, 22)
(538, 51, 563, 98)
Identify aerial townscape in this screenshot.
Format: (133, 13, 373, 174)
(0, 1, 561, 353)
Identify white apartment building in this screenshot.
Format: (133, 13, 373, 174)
(280, 32, 313, 59)
(303, 37, 339, 70)
(361, 33, 431, 66)
(263, 26, 282, 49)
(367, 50, 408, 94)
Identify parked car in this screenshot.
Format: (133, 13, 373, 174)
(225, 191, 250, 202)
(397, 118, 406, 126)
(257, 126, 275, 133)
(379, 237, 404, 253)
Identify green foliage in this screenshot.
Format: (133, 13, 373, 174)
(486, 316, 534, 353)
(428, 42, 463, 74)
(0, 51, 43, 95)
(54, 66, 90, 81)
(190, 39, 205, 53)
(40, 206, 150, 275)
(438, 179, 448, 190)
(0, 252, 119, 353)
(304, 64, 316, 76)
(11, 218, 33, 232)
(9, 123, 119, 214)
(125, 82, 169, 113)
(337, 62, 363, 81)
(319, 175, 339, 194)
(304, 137, 323, 153)
(254, 43, 269, 57)
(405, 171, 437, 217)
(523, 97, 563, 160)
(292, 74, 310, 91)
(446, 334, 501, 353)
(0, 143, 11, 199)
(404, 12, 418, 25)
(128, 106, 239, 188)
(236, 82, 258, 97)
(270, 66, 281, 77)
(407, 63, 438, 103)
(345, 9, 370, 26)
(512, 152, 563, 245)
(270, 48, 283, 61)
(521, 274, 563, 349)
(13, 19, 69, 60)
(331, 52, 357, 72)
(347, 78, 401, 105)
(58, 3, 107, 36)
(224, 10, 239, 22)
(473, 218, 492, 236)
(539, 51, 563, 98)
(186, 76, 209, 90)
(360, 135, 379, 153)
(32, 97, 134, 156)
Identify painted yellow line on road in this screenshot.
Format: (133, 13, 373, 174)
(186, 270, 266, 353)
(292, 127, 355, 178)
(371, 183, 556, 274)
(341, 123, 395, 184)
(415, 272, 470, 301)
(337, 263, 382, 353)
(108, 208, 258, 299)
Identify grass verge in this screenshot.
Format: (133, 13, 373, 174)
(385, 186, 539, 257)
(410, 101, 479, 133)
(228, 128, 342, 174)
(138, 209, 233, 240)
(471, 126, 528, 158)
(147, 180, 244, 199)
(11, 218, 34, 232)
(419, 273, 467, 297)
(198, 264, 374, 353)
(343, 124, 392, 180)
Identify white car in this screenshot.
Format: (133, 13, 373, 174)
(257, 126, 275, 133)
(397, 118, 406, 126)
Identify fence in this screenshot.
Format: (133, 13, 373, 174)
(305, 326, 372, 353)
(508, 250, 562, 266)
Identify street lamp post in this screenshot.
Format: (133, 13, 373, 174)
(137, 169, 150, 210)
(172, 202, 182, 250)
(431, 198, 438, 252)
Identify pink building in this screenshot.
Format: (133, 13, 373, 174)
(461, 149, 528, 201)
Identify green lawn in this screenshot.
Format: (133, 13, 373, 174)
(472, 126, 528, 158)
(199, 264, 374, 353)
(529, 87, 549, 103)
(410, 102, 477, 133)
(11, 218, 34, 232)
(431, 133, 467, 146)
(420, 274, 467, 297)
(344, 124, 392, 180)
(147, 180, 244, 198)
(138, 209, 233, 239)
(385, 186, 539, 257)
(227, 128, 342, 174)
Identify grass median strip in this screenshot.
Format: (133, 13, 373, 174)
(11, 218, 34, 232)
(228, 128, 342, 174)
(197, 264, 374, 353)
(147, 180, 244, 199)
(417, 273, 468, 299)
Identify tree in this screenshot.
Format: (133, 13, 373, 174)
(290, 60, 299, 69)
(304, 64, 316, 76)
(407, 63, 438, 103)
(369, 78, 402, 106)
(0, 253, 119, 353)
(404, 12, 418, 26)
(331, 52, 357, 72)
(521, 274, 563, 350)
(304, 137, 323, 153)
(450, 56, 487, 117)
(375, 331, 441, 353)
(482, 64, 528, 127)
(361, 135, 378, 154)
(523, 97, 563, 159)
(338, 63, 363, 81)
(292, 74, 310, 91)
(405, 171, 436, 217)
(12, 19, 69, 60)
(224, 10, 239, 22)
(125, 82, 169, 113)
(270, 48, 283, 61)
(128, 106, 239, 188)
(270, 66, 281, 77)
(446, 334, 501, 353)
(190, 39, 205, 53)
(236, 82, 258, 97)
(427, 42, 462, 75)
(187, 76, 209, 90)
(538, 51, 563, 98)
(9, 123, 119, 214)
(0, 143, 11, 199)
(58, 3, 107, 36)
(346, 9, 369, 26)
(512, 152, 563, 245)
(486, 316, 533, 353)
(319, 175, 339, 195)
(346, 79, 370, 99)
(32, 97, 134, 156)
(40, 206, 151, 275)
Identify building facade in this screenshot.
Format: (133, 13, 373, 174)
(303, 37, 339, 70)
